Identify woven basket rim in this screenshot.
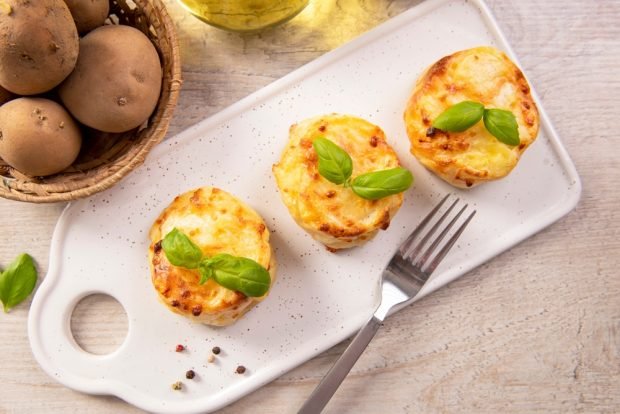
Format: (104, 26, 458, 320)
(0, 0, 182, 203)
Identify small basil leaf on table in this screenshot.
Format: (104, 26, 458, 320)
(483, 108, 520, 146)
(351, 167, 414, 200)
(0, 253, 38, 313)
(432, 101, 485, 132)
(202, 254, 271, 297)
(312, 136, 353, 185)
(162, 228, 203, 269)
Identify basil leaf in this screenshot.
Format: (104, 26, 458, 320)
(351, 167, 413, 200)
(483, 108, 520, 146)
(432, 101, 485, 132)
(198, 262, 214, 285)
(312, 137, 353, 185)
(161, 228, 203, 269)
(0, 253, 38, 313)
(202, 254, 271, 297)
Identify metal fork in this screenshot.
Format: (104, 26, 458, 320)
(298, 194, 476, 414)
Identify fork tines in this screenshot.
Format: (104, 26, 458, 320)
(400, 194, 476, 275)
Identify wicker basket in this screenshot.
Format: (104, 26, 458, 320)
(0, 0, 182, 203)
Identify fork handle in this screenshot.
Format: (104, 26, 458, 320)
(297, 315, 383, 414)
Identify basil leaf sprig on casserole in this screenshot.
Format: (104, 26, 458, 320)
(148, 187, 276, 326)
(404, 46, 540, 188)
(273, 114, 412, 251)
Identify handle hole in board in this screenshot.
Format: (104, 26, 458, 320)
(70, 293, 128, 355)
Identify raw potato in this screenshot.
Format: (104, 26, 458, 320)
(0, 0, 79, 95)
(63, 0, 109, 34)
(59, 25, 163, 133)
(0, 98, 82, 176)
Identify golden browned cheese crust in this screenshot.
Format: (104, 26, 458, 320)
(404, 46, 540, 188)
(273, 114, 404, 251)
(148, 187, 276, 326)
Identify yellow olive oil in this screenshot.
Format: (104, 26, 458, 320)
(177, 0, 309, 32)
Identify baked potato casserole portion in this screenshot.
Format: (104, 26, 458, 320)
(404, 46, 539, 188)
(149, 187, 276, 326)
(273, 114, 406, 251)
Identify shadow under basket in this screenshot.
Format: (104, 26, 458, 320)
(0, 0, 182, 203)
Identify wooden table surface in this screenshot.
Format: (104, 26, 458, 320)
(1, 0, 619, 412)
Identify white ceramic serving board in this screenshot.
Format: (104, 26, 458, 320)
(29, 0, 580, 412)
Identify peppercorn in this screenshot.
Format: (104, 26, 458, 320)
(207, 354, 215, 363)
(171, 381, 182, 390)
(211, 346, 221, 355)
(235, 365, 246, 374)
(185, 370, 195, 379)
(175, 344, 185, 352)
